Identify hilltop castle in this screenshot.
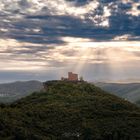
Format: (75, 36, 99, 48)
(61, 72, 78, 81)
(43, 72, 84, 91)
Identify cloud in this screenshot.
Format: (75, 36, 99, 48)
(0, 37, 139, 72)
(126, 2, 140, 16)
(0, 0, 140, 82)
(113, 34, 140, 41)
(0, 0, 140, 43)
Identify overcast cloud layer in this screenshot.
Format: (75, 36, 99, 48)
(0, 0, 140, 83)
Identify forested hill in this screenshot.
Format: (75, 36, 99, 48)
(0, 81, 140, 139)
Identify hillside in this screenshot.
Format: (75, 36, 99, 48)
(0, 81, 43, 103)
(0, 81, 140, 139)
(95, 83, 140, 104)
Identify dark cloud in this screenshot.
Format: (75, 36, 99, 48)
(137, 5, 140, 10)
(0, 0, 140, 42)
(0, 1, 140, 44)
(2, 13, 139, 44)
(18, 0, 31, 8)
(65, 0, 92, 6)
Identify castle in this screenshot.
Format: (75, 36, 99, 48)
(61, 72, 78, 81)
(43, 72, 83, 91)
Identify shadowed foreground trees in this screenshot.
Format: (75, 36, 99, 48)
(0, 81, 140, 139)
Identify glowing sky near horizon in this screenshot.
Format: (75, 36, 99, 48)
(0, 0, 140, 82)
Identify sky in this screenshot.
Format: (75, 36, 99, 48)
(0, 0, 140, 83)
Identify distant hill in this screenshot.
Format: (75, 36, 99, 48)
(0, 81, 43, 103)
(136, 100, 140, 106)
(95, 83, 140, 105)
(0, 81, 139, 139)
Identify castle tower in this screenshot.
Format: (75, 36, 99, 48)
(68, 72, 78, 81)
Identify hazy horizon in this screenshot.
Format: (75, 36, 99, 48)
(0, 77, 140, 84)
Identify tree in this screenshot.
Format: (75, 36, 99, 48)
(79, 76, 84, 81)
